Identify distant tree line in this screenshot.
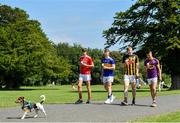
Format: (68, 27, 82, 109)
(0, 5, 125, 89)
(0, 3, 173, 89)
(54, 43, 124, 85)
(0, 5, 71, 89)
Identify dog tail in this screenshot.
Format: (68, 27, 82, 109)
(40, 95, 46, 104)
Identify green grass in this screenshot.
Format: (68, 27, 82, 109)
(1, 84, 180, 108)
(133, 111, 180, 122)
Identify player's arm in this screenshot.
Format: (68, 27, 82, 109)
(103, 64, 115, 70)
(144, 60, 149, 79)
(84, 62, 94, 68)
(156, 60, 162, 81)
(100, 64, 104, 81)
(122, 55, 128, 69)
(83, 58, 94, 68)
(136, 55, 140, 77)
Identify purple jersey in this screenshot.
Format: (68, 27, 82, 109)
(144, 58, 159, 79)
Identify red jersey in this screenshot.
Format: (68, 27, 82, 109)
(80, 55, 93, 74)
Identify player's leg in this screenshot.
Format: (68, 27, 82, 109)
(104, 82, 111, 104)
(151, 78, 158, 107)
(121, 75, 130, 105)
(75, 75, 83, 104)
(107, 82, 112, 98)
(148, 78, 153, 99)
(149, 84, 153, 100)
(103, 77, 110, 104)
(86, 80, 92, 104)
(131, 76, 136, 105)
(103, 77, 108, 91)
(107, 80, 115, 103)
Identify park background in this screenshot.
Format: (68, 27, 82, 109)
(0, 0, 179, 89)
(0, 0, 180, 121)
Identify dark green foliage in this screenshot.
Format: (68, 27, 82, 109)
(0, 5, 71, 89)
(55, 43, 124, 84)
(103, 0, 180, 89)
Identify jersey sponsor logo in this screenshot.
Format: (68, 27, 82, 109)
(104, 63, 112, 67)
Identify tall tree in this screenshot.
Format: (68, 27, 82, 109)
(103, 0, 180, 89)
(0, 5, 71, 89)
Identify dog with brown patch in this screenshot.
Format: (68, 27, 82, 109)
(15, 95, 47, 119)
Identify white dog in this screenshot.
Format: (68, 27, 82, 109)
(15, 95, 47, 119)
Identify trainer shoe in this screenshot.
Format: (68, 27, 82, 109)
(121, 101, 128, 106)
(104, 98, 111, 104)
(132, 98, 136, 105)
(151, 102, 157, 107)
(86, 100, 91, 104)
(110, 95, 115, 103)
(75, 99, 83, 104)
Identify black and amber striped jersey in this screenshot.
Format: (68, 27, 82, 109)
(122, 54, 139, 75)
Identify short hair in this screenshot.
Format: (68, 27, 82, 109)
(82, 48, 87, 52)
(127, 46, 132, 51)
(146, 50, 152, 54)
(104, 48, 110, 52)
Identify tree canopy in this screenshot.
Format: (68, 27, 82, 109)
(103, 0, 180, 89)
(0, 5, 71, 89)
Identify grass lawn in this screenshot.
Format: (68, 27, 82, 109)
(133, 111, 180, 122)
(1, 84, 180, 108)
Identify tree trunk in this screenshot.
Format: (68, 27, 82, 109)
(6, 79, 20, 89)
(170, 74, 180, 90)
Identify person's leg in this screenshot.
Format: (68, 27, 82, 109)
(107, 81, 115, 103)
(86, 80, 92, 101)
(152, 79, 158, 103)
(131, 81, 136, 105)
(148, 78, 157, 107)
(149, 84, 153, 100)
(78, 80, 83, 100)
(130, 75, 136, 104)
(104, 81, 108, 91)
(75, 75, 84, 104)
(149, 83, 156, 107)
(107, 82, 112, 98)
(148, 79, 153, 99)
(122, 75, 130, 105)
(104, 82, 113, 104)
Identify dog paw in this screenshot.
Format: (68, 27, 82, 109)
(34, 115, 38, 118)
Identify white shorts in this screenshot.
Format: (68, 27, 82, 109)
(147, 77, 158, 85)
(79, 74, 91, 82)
(124, 75, 136, 83)
(103, 76, 114, 83)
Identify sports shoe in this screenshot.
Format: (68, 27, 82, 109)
(104, 98, 111, 104)
(132, 98, 136, 105)
(86, 100, 91, 104)
(121, 101, 128, 106)
(75, 99, 83, 104)
(110, 95, 115, 103)
(151, 102, 157, 107)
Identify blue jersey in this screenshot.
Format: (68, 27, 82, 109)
(102, 57, 115, 77)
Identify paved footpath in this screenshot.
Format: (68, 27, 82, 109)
(0, 94, 180, 122)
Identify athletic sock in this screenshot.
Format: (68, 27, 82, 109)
(108, 92, 112, 98)
(124, 91, 128, 102)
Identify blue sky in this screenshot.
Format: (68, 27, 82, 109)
(0, 0, 136, 50)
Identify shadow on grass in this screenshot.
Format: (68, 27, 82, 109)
(0, 87, 60, 91)
(7, 116, 45, 120)
(61, 102, 151, 107)
(69, 89, 168, 93)
(0, 88, 35, 91)
(7, 117, 21, 119)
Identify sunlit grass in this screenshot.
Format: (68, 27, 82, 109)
(1, 84, 180, 108)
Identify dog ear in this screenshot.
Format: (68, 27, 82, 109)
(18, 96, 24, 100)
